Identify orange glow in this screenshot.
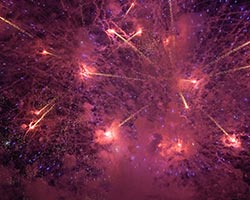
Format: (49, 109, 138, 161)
(157, 143, 163, 148)
(175, 139, 183, 152)
(95, 129, 116, 144)
(222, 134, 241, 148)
(41, 49, 49, 55)
(80, 63, 96, 78)
(21, 124, 27, 129)
(104, 130, 114, 139)
(158, 138, 187, 157)
(95, 123, 119, 145)
(163, 36, 176, 47)
(163, 37, 170, 46)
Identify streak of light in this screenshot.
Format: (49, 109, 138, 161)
(106, 28, 152, 63)
(207, 40, 250, 67)
(167, 0, 176, 68)
(125, 2, 135, 16)
(106, 29, 128, 43)
(81, 64, 144, 81)
(32, 99, 56, 115)
(0, 16, 33, 38)
(87, 71, 144, 81)
(168, 0, 175, 48)
(206, 113, 241, 148)
(207, 114, 229, 136)
(180, 79, 197, 84)
(213, 65, 250, 76)
(127, 28, 142, 41)
(119, 105, 149, 127)
(179, 92, 189, 109)
(25, 104, 55, 136)
(41, 49, 60, 58)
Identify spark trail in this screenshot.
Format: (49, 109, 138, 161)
(179, 92, 189, 109)
(0, 16, 33, 38)
(119, 105, 149, 127)
(25, 104, 55, 137)
(207, 40, 250, 67)
(207, 114, 229, 136)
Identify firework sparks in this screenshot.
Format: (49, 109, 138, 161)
(207, 114, 241, 148)
(125, 2, 135, 16)
(213, 65, 250, 76)
(175, 139, 183, 152)
(207, 40, 250, 67)
(31, 99, 56, 116)
(106, 28, 151, 63)
(222, 134, 241, 148)
(207, 114, 229, 136)
(179, 92, 189, 109)
(168, 0, 176, 47)
(127, 28, 142, 41)
(119, 105, 149, 127)
(25, 104, 55, 136)
(40, 49, 60, 58)
(0, 16, 33, 38)
(1, 1, 250, 199)
(80, 63, 144, 81)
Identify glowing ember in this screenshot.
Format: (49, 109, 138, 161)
(222, 134, 241, 148)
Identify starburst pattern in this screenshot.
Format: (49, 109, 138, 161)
(0, 0, 250, 199)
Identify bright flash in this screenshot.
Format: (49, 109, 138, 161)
(41, 50, 49, 55)
(107, 29, 116, 34)
(95, 124, 119, 145)
(80, 64, 93, 78)
(104, 130, 114, 139)
(222, 134, 241, 148)
(190, 79, 197, 84)
(40, 49, 59, 57)
(163, 37, 170, 46)
(127, 28, 142, 41)
(175, 139, 183, 152)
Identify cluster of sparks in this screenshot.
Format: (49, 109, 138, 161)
(1, 0, 250, 199)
